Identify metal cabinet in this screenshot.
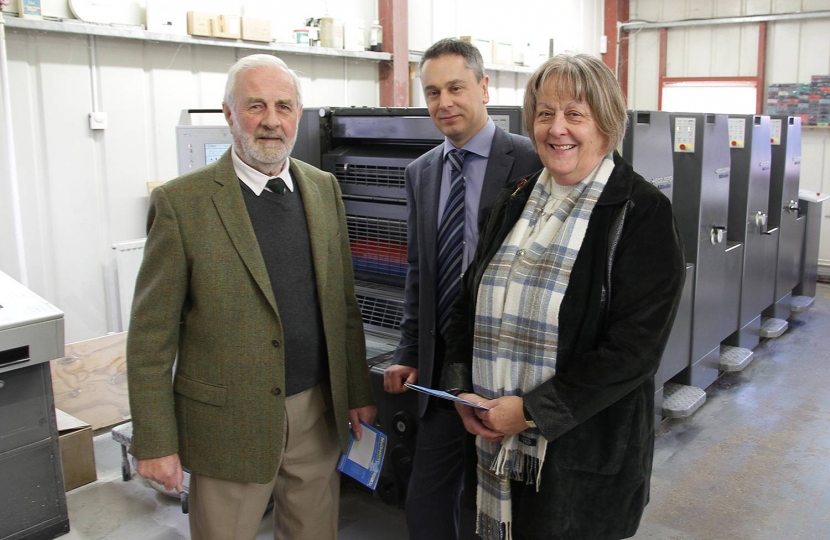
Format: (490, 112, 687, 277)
(0, 271, 68, 540)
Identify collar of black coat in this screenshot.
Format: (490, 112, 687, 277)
(503, 151, 638, 208)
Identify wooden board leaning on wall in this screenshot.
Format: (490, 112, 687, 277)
(51, 332, 130, 431)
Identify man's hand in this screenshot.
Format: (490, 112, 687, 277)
(136, 453, 184, 492)
(383, 364, 418, 393)
(349, 405, 378, 441)
(474, 395, 528, 437)
(455, 393, 503, 442)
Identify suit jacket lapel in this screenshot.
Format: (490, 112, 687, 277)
(211, 153, 278, 313)
(421, 147, 444, 278)
(292, 161, 328, 294)
(479, 127, 515, 225)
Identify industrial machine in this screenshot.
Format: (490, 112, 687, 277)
(622, 110, 698, 420)
(622, 110, 675, 199)
(669, 113, 740, 390)
(794, 189, 830, 301)
(0, 271, 68, 540)
(764, 116, 806, 324)
(722, 115, 777, 357)
(319, 106, 526, 504)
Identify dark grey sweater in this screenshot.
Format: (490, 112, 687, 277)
(241, 181, 328, 396)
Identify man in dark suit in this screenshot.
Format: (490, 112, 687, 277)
(383, 38, 542, 540)
(126, 54, 375, 540)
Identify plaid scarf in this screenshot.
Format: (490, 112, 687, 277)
(472, 155, 614, 540)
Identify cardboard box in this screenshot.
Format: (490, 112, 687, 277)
(459, 36, 493, 64)
(56, 409, 97, 491)
(215, 14, 241, 39)
(147, 181, 166, 196)
(187, 11, 216, 37)
(492, 41, 514, 65)
(241, 17, 272, 43)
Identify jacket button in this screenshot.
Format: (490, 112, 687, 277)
(272, 339, 281, 348)
(271, 387, 282, 396)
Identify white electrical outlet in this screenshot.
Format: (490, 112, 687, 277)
(89, 111, 108, 130)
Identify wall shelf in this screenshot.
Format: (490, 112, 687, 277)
(408, 52, 537, 75)
(2, 16, 393, 62)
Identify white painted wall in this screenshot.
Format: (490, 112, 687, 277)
(408, 0, 603, 107)
(0, 0, 603, 343)
(627, 0, 830, 269)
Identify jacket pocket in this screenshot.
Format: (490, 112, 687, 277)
(174, 372, 227, 407)
(554, 396, 636, 475)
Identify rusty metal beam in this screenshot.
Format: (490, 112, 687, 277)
(378, 0, 409, 106)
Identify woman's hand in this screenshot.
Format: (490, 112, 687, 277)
(474, 396, 529, 437)
(455, 393, 504, 442)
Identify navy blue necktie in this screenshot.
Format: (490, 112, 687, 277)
(436, 149, 469, 338)
(266, 177, 286, 195)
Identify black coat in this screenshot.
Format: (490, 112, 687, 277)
(442, 152, 685, 540)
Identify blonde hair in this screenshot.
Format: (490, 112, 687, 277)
(523, 54, 627, 153)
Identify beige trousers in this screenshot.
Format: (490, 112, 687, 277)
(188, 384, 341, 540)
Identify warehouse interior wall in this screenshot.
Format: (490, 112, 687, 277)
(0, 0, 603, 343)
(626, 0, 830, 269)
(408, 0, 603, 107)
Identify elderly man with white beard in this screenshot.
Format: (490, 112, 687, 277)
(126, 54, 376, 540)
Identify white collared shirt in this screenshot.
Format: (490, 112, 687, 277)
(231, 147, 295, 195)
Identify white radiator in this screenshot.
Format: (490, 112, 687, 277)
(112, 239, 146, 330)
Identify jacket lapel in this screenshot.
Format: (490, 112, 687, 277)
(211, 153, 278, 313)
(292, 161, 328, 294)
(421, 148, 444, 278)
(479, 127, 515, 225)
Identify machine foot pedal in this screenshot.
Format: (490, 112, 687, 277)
(760, 317, 788, 338)
(719, 345, 754, 372)
(662, 383, 706, 419)
(791, 295, 814, 313)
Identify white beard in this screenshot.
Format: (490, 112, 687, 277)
(234, 128, 297, 170)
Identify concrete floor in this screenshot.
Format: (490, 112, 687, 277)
(57, 284, 830, 540)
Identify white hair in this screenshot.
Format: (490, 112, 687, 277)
(223, 54, 303, 109)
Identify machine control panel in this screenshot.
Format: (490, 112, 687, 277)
(674, 117, 696, 152)
(176, 126, 233, 176)
(728, 118, 746, 148)
(770, 118, 782, 145)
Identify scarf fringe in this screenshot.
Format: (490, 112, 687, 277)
(492, 446, 541, 485)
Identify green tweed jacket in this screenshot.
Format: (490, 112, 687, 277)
(126, 150, 374, 484)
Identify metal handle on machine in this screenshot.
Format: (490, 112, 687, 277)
(710, 226, 726, 245)
(786, 200, 799, 213)
(755, 211, 767, 229)
(755, 211, 773, 235)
